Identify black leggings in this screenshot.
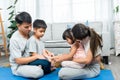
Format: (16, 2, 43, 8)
(28, 59, 51, 74)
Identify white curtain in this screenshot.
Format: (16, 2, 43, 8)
(95, 0, 113, 32)
(38, 0, 53, 23)
(14, 0, 113, 25)
(16, 0, 36, 21)
(37, 0, 113, 26)
(52, 0, 72, 23)
(1, 0, 113, 25)
(72, 0, 95, 22)
(38, 0, 95, 23)
(95, 0, 113, 51)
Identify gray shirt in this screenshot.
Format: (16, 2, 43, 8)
(9, 31, 28, 75)
(9, 31, 45, 75)
(25, 36, 45, 57)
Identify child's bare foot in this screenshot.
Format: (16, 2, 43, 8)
(51, 66, 56, 71)
(38, 65, 42, 68)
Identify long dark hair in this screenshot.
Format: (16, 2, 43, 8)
(72, 23, 102, 57)
(62, 28, 75, 44)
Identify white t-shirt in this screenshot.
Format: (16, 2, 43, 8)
(9, 31, 28, 75)
(81, 36, 102, 57)
(9, 31, 45, 75)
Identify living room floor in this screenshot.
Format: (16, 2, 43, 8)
(0, 53, 120, 80)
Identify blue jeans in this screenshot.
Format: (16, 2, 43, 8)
(28, 59, 51, 74)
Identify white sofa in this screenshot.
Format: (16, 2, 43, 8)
(42, 23, 74, 55)
(41, 22, 110, 56)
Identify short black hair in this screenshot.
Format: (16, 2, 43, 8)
(62, 28, 75, 43)
(15, 12, 32, 24)
(33, 19, 47, 29)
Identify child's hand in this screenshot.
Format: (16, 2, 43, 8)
(50, 52, 54, 57)
(42, 50, 49, 58)
(52, 55, 62, 62)
(45, 50, 54, 57)
(35, 54, 45, 59)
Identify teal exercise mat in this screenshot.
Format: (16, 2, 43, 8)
(84, 69, 114, 80)
(0, 67, 114, 80)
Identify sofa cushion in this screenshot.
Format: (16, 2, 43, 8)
(41, 24, 52, 41)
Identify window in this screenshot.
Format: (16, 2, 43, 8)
(17, 0, 36, 20)
(38, 0, 95, 23)
(16, 0, 112, 23)
(72, 0, 95, 22)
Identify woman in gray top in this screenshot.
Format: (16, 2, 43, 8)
(54, 23, 102, 79)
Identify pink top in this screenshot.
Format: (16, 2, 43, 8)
(73, 42, 86, 59)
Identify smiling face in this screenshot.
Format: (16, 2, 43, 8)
(34, 27, 46, 39)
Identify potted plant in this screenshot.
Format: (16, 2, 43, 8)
(7, 0, 18, 39)
(7, 0, 18, 48)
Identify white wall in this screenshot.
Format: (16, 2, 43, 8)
(0, 0, 115, 50)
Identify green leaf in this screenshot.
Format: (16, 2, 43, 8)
(7, 0, 18, 39)
(8, 26, 16, 29)
(14, 0, 18, 5)
(8, 23, 17, 29)
(8, 21, 17, 29)
(8, 25, 17, 29)
(7, 34, 11, 38)
(7, 30, 17, 38)
(10, 20, 15, 23)
(8, 14, 14, 20)
(12, 21, 17, 27)
(116, 5, 119, 13)
(7, 6, 13, 10)
(13, 6, 15, 8)
(9, 10, 14, 15)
